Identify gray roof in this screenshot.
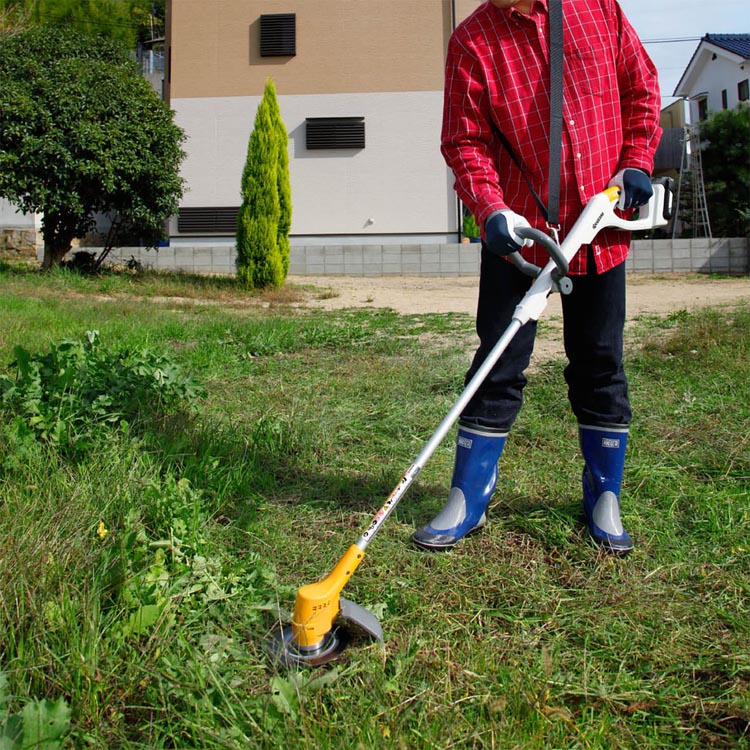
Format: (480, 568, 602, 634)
(704, 33, 750, 59)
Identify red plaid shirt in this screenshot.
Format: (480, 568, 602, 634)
(442, 0, 662, 274)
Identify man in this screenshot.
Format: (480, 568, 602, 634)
(412, 0, 662, 555)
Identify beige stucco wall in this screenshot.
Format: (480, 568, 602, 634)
(167, 0, 471, 99)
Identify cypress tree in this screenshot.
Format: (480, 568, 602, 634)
(236, 79, 289, 289)
(266, 81, 292, 277)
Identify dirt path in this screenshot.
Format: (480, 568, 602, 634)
(292, 272, 750, 361)
(294, 273, 749, 318)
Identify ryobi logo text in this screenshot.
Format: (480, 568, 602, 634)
(592, 212, 605, 230)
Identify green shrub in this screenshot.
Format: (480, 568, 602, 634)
(462, 212, 480, 238)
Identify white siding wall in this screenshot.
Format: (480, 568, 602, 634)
(172, 91, 458, 242)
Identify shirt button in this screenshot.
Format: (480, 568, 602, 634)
(569, 119, 575, 126)
(576, 153, 582, 159)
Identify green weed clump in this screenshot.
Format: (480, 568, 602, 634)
(0, 330, 202, 455)
(0, 672, 70, 750)
(0, 327, 289, 747)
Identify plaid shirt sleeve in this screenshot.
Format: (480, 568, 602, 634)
(441, 0, 662, 274)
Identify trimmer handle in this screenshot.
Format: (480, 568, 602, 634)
(602, 177, 674, 232)
(506, 176, 675, 281)
(509, 227, 568, 282)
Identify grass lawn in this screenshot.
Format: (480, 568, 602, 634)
(1, 261, 748, 749)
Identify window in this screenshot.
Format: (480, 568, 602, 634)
(697, 97, 708, 122)
(306, 117, 365, 149)
(739, 79, 749, 102)
(721, 89, 728, 109)
(259, 13, 296, 57)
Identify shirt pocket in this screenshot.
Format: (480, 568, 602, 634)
(564, 41, 611, 97)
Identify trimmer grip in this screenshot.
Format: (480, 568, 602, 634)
(604, 179, 674, 232)
(513, 226, 569, 280)
(508, 251, 541, 278)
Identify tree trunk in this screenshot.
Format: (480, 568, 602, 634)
(93, 216, 121, 272)
(40, 212, 75, 270)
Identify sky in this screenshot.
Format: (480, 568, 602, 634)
(617, 0, 750, 106)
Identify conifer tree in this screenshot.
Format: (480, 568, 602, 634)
(269, 86, 292, 277)
(236, 79, 290, 289)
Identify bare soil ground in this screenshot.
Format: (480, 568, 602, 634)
(292, 272, 750, 362)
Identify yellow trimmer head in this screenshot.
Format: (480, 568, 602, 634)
(267, 545, 383, 667)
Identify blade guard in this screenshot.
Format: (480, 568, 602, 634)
(340, 597, 384, 643)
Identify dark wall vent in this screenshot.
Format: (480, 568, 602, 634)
(260, 13, 296, 57)
(306, 117, 365, 149)
(178, 207, 239, 234)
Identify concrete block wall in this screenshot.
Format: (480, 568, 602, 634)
(81, 237, 749, 277)
(102, 242, 484, 277)
(628, 237, 749, 274)
(288, 243, 482, 276)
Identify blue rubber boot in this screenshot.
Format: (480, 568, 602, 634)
(412, 422, 507, 551)
(580, 425, 633, 556)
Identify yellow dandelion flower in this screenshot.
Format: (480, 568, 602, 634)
(97, 521, 108, 541)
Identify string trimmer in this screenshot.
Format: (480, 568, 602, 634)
(268, 179, 673, 668)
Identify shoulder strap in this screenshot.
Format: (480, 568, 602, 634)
(491, 0, 564, 226)
(547, 0, 564, 227)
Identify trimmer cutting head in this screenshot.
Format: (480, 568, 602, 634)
(267, 624, 350, 668)
(266, 595, 383, 668)
(265, 542, 384, 669)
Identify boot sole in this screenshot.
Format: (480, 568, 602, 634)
(411, 523, 485, 552)
(589, 529, 633, 557)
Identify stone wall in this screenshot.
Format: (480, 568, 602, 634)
(629, 237, 749, 275)
(0, 228, 39, 261)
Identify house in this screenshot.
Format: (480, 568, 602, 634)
(673, 33, 750, 122)
(163, 1, 477, 247)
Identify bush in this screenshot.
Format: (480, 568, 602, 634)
(0, 26, 185, 269)
(462, 212, 480, 239)
(701, 106, 750, 237)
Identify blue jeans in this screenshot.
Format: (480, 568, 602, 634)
(461, 245, 631, 430)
